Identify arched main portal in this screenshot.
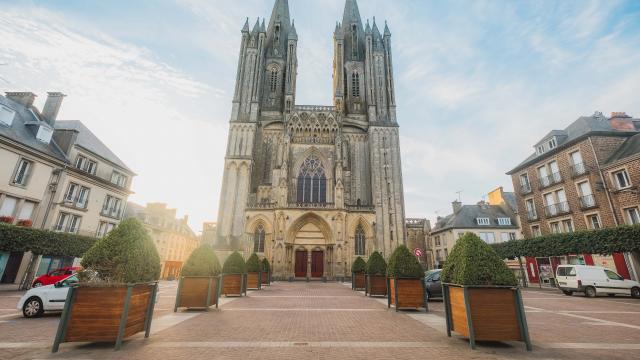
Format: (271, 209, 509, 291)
(287, 213, 332, 279)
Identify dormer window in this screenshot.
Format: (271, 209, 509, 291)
(75, 155, 97, 175)
(111, 171, 128, 188)
(0, 104, 15, 126)
(476, 217, 490, 226)
(548, 137, 557, 150)
(537, 145, 545, 155)
(497, 218, 512, 226)
(36, 125, 53, 143)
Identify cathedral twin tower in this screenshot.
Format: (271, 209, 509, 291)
(216, 0, 406, 280)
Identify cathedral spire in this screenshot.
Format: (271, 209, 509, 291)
(268, 0, 291, 34)
(242, 18, 249, 33)
(342, 0, 363, 30)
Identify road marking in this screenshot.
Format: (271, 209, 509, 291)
(152, 341, 449, 348)
(249, 295, 361, 298)
(557, 312, 640, 330)
(539, 343, 640, 350)
(0, 342, 49, 349)
(223, 308, 385, 311)
(560, 311, 640, 314)
(0, 312, 20, 319)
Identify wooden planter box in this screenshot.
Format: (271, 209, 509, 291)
(387, 277, 427, 312)
(443, 284, 532, 351)
(261, 271, 271, 286)
(246, 272, 262, 290)
(367, 274, 387, 297)
(174, 276, 219, 311)
(352, 272, 365, 291)
(52, 282, 158, 352)
(221, 273, 246, 297)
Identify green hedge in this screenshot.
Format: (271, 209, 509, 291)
(491, 225, 640, 259)
(0, 223, 96, 257)
(443, 233, 517, 286)
(351, 257, 366, 273)
(261, 258, 271, 273)
(366, 251, 387, 276)
(246, 253, 261, 273)
(181, 244, 221, 277)
(81, 218, 161, 283)
(222, 251, 246, 274)
(387, 245, 423, 278)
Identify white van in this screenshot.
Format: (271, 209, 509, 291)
(556, 265, 640, 298)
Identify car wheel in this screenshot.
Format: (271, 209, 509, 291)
(562, 290, 573, 296)
(32, 281, 43, 288)
(585, 286, 597, 298)
(632, 287, 640, 299)
(22, 297, 44, 318)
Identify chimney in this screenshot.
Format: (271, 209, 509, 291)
(609, 112, 635, 131)
(5, 92, 37, 108)
(452, 200, 462, 213)
(41, 92, 66, 126)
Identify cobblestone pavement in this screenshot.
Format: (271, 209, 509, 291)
(0, 282, 639, 359)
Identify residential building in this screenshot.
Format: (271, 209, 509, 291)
(428, 196, 522, 269)
(507, 111, 640, 285)
(406, 218, 431, 268)
(125, 202, 200, 279)
(214, 0, 407, 279)
(0, 92, 134, 287)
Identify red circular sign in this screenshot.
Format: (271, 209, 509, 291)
(414, 248, 423, 257)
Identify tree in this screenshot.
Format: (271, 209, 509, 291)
(351, 256, 366, 273)
(246, 253, 261, 273)
(387, 245, 423, 278)
(366, 251, 387, 276)
(222, 251, 246, 274)
(181, 244, 221, 277)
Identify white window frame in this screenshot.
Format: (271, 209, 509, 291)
(612, 169, 631, 190)
(12, 158, 33, 186)
(478, 232, 496, 244)
(531, 225, 542, 237)
(585, 213, 601, 230)
(625, 207, 640, 225)
(476, 217, 490, 226)
(497, 217, 512, 226)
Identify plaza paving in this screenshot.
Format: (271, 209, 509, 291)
(0, 281, 639, 359)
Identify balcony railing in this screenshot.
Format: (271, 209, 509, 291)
(538, 172, 563, 190)
(544, 202, 571, 217)
(520, 183, 532, 194)
(570, 163, 590, 178)
(246, 200, 277, 209)
(288, 202, 335, 209)
(579, 194, 597, 210)
(101, 208, 122, 219)
(346, 204, 376, 212)
(527, 210, 539, 221)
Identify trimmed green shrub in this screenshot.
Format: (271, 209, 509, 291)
(81, 218, 161, 283)
(352, 257, 366, 273)
(181, 244, 221, 277)
(366, 251, 387, 276)
(246, 253, 261, 273)
(387, 245, 423, 278)
(0, 223, 96, 257)
(442, 232, 517, 286)
(222, 251, 246, 274)
(491, 225, 640, 259)
(261, 258, 271, 273)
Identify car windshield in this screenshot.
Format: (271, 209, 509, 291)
(60, 275, 79, 287)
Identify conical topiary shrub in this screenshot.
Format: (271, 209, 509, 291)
(261, 258, 271, 273)
(386, 245, 426, 311)
(81, 218, 160, 283)
(245, 253, 262, 290)
(246, 253, 261, 273)
(181, 244, 221, 277)
(352, 256, 366, 291)
(440, 233, 531, 351)
(366, 251, 387, 297)
(352, 257, 366, 273)
(261, 258, 271, 285)
(366, 251, 387, 275)
(442, 232, 517, 286)
(387, 245, 423, 278)
(222, 251, 246, 274)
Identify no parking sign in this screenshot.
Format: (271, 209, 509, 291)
(414, 248, 423, 257)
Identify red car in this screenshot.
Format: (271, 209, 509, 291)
(32, 267, 81, 287)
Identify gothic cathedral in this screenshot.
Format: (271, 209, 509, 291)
(215, 0, 406, 279)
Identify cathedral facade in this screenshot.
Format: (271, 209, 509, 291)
(215, 0, 406, 279)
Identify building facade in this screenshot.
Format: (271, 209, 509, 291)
(0, 92, 135, 287)
(214, 0, 406, 279)
(508, 112, 640, 284)
(405, 218, 430, 268)
(125, 203, 200, 280)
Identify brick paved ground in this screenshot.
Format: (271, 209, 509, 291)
(0, 282, 639, 359)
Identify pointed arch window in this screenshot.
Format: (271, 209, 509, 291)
(254, 224, 266, 253)
(296, 155, 327, 204)
(270, 67, 279, 93)
(351, 24, 358, 59)
(351, 72, 360, 97)
(355, 225, 365, 256)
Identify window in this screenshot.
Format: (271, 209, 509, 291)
(86, 160, 97, 175)
(296, 155, 326, 204)
(587, 214, 601, 229)
(64, 183, 90, 209)
(604, 269, 623, 281)
(75, 155, 86, 170)
(478, 232, 496, 244)
(75, 155, 97, 175)
(476, 218, 490, 226)
(501, 232, 516, 242)
(12, 159, 32, 186)
(526, 198, 537, 220)
(531, 225, 541, 237)
(548, 137, 557, 149)
(351, 24, 358, 58)
(0, 104, 16, 126)
(538, 165, 549, 185)
(64, 183, 78, 203)
(570, 151, 583, 166)
(435, 249, 442, 261)
(54, 212, 81, 233)
(434, 235, 441, 247)
(351, 72, 360, 97)
(253, 224, 266, 253)
(562, 219, 574, 233)
(613, 170, 631, 189)
(97, 221, 116, 238)
(18, 201, 36, 220)
(519, 173, 531, 192)
(270, 67, 279, 93)
(550, 221, 561, 234)
(111, 171, 127, 187)
(497, 218, 512, 226)
(625, 207, 640, 225)
(0, 196, 18, 217)
(537, 145, 545, 155)
(102, 195, 123, 218)
(355, 225, 365, 256)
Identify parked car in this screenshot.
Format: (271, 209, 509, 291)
(424, 269, 443, 300)
(32, 266, 81, 287)
(18, 274, 78, 318)
(556, 265, 640, 298)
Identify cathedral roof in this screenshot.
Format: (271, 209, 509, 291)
(242, 18, 249, 33)
(288, 20, 298, 40)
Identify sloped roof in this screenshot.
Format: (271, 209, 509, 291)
(55, 120, 134, 174)
(605, 133, 640, 166)
(431, 204, 518, 234)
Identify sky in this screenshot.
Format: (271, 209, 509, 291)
(1, 0, 640, 233)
